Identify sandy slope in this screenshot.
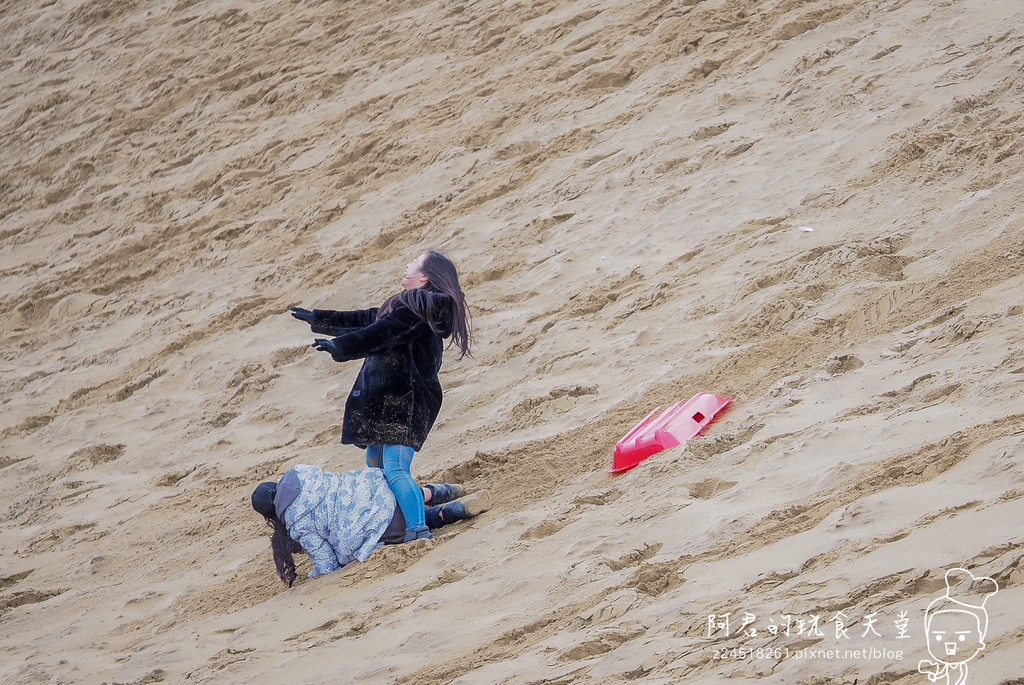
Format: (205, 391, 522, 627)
(2, 0, 1024, 683)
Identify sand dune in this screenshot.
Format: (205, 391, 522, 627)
(2, 0, 1024, 683)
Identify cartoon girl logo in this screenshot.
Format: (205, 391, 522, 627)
(918, 567, 998, 685)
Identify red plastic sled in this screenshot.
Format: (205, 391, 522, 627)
(609, 393, 732, 473)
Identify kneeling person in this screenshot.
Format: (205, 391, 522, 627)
(251, 464, 490, 586)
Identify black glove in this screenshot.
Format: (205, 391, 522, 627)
(311, 338, 338, 356)
(289, 306, 314, 323)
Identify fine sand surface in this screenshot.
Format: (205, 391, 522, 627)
(3, 0, 1024, 683)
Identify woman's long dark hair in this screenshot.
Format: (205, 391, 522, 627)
(378, 250, 473, 359)
(267, 517, 303, 587)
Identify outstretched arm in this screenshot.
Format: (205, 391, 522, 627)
(289, 306, 379, 336)
(312, 307, 429, 362)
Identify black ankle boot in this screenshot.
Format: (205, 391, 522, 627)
(425, 483, 465, 505)
(438, 490, 493, 523)
(403, 525, 433, 542)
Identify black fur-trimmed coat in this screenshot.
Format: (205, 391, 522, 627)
(307, 304, 448, 451)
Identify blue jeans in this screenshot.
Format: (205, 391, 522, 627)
(365, 444, 426, 531)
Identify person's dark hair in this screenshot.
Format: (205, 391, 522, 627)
(267, 517, 303, 587)
(253, 482, 302, 587)
(379, 250, 473, 359)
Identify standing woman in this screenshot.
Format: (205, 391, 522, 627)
(289, 250, 472, 542)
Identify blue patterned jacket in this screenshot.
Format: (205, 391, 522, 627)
(281, 465, 396, 577)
